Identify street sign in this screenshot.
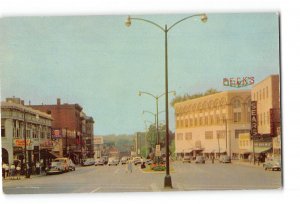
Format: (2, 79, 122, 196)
(155, 145, 161, 156)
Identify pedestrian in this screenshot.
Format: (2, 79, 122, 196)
(212, 156, 214, 164)
(5, 163, 10, 178)
(16, 164, 21, 179)
(36, 161, 40, 175)
(2, 163, 7, 179)
(10, 163, 16, 179)
(127, 160, 132, 173)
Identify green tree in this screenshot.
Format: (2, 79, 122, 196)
(171, 88, 219, 107)
(146, 123, 166, 152)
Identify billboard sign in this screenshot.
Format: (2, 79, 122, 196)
(223, 77, 254, 88)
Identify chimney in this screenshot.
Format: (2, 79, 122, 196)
(57, 98, 61, 105)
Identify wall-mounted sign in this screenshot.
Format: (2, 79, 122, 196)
(14, 139, 32, 147)
(223, 77, 254, 88)
(52, 129, 62, 139)
(40, 139, 53, 149)
(250, 101, 258, 139)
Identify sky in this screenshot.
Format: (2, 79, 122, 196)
(0, 13, 280, 135)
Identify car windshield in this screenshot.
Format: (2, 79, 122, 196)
(51, 162, 61, 166)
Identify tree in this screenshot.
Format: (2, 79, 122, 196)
(171, 88, 219, 107)
(145, 123, 166, 152)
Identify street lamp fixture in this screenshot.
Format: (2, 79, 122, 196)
(127, 13, 207, 188)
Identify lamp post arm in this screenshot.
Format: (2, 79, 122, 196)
(158, 90, 176, 99)
(139, 91, 157, 99)
(167, 14, 202, 32)
(130, 17, 165, 32)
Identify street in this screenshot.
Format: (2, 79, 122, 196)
(2, 161, 281, 194)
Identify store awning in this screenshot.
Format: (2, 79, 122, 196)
(254, 147, 272, 154)
(49, 151, 60, 158)
(239, 149, 252, 154)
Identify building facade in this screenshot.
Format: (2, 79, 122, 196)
(174, 90, 251, 159)
(251, 75, 281, 158)
(1, 98, 53, 169)
(30, 98, 86, 163)
(93, 136, 104, 159)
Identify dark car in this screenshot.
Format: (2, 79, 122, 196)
(195, 156, 205, 164)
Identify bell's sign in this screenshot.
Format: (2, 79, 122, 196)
(223, 77, 254, 88)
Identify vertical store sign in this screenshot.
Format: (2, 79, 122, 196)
(251, 101, 258, 139)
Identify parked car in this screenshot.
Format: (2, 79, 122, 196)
(263, 159, 281, 171)
(108, 157, 119, 166)
(145, 159, 153, 165)
(120, 156, 129, 165)
(95, 158, 105, 166)
(68, 159, 76, 171)
(219, 155, 231, 163)
(102, 156, 108, 165)
(133, 157, 142, 165)
(46, 161, 65, 175)
(82, 158, 95, 166)
(54, 157, 71, 172)
(182, 156, 191, 163)
(195, 156, 206, 164)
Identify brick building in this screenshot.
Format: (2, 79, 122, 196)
(30, 98, 88, 163)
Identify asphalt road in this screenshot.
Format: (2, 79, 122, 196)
(2, 161, 281, 194)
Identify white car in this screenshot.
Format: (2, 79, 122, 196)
(108, 157, 119, 166)
(82, 158, 95, 166)
(46, 161, 65, 175)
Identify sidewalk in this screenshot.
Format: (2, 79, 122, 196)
(2, 173, 46, 183)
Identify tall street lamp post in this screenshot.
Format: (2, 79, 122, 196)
(139, 91, 175, 148)
(126, 14, 207, 188)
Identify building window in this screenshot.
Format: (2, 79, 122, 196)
(194, 118, 198, 126)
(190, 118, 193, 127)
(177, 133, 183, 140)
(205, 116, 208, 125)
(205, 131, 213, 140)
(263, 88, 265, 100)
(235, 129, 250, 139)
(216, 130, 226, 139)
(185, 119, 188, 128)
(1, 127, 5, 137)
(233, 99, 242, 123)
(185, 132, 192, 140)
(266, 86, 269, 98)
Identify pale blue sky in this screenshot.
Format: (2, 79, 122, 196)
(0, 13, 280, 135)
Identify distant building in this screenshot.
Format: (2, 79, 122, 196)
(81, 112, 95, 158)
(1, 97, 53, 168)
(93, 136, 104, 159)
(251, 75, 281, 157)
(174, 90, 251, 159)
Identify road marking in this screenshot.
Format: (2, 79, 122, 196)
(90, 187, 101, 193)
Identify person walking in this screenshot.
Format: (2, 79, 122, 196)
(5, 163, 10, 178)
(127, 159, 132, 173)
(2, 163, 7, 179)
(16, 164, 21, 180)
(10, 163, 16, 179)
